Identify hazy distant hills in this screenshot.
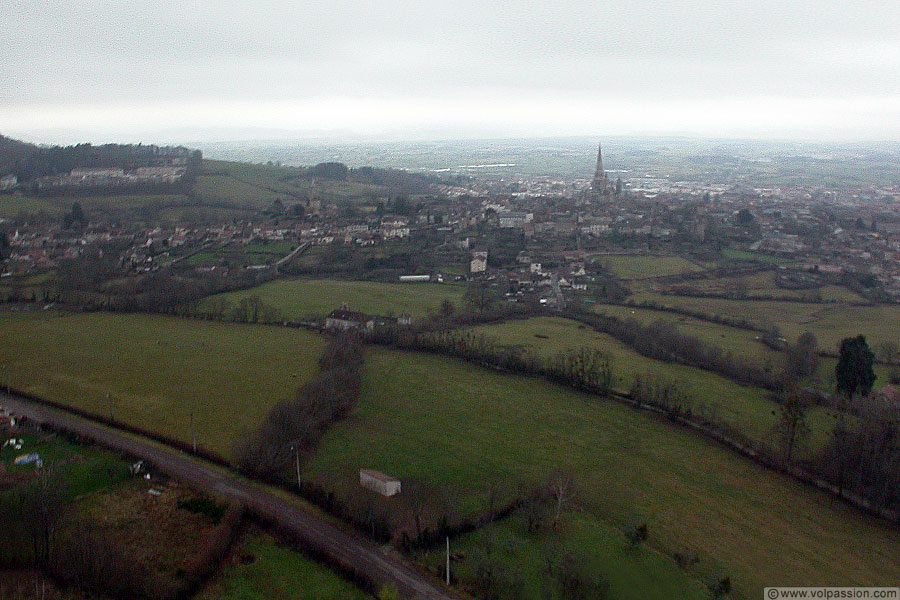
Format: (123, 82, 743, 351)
(198, 136, 900, 188)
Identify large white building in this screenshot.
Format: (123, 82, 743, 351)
(470, 251, 488, 274)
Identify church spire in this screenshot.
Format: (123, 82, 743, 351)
(590, 142, 614, 196)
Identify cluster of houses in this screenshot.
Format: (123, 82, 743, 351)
(324, 307, 412, 331)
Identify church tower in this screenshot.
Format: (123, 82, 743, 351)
(590, 143, 615, 197)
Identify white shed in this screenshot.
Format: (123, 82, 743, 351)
(359, 469, 402, 497)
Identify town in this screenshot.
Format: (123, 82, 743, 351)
(2, 138, 900, 311)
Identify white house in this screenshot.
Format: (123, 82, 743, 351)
(360, 469, 402, 496)
(470, 251, 488, 274)
(0, 175, 17, 191)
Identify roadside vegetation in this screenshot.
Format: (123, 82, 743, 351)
(0, 427, 242, 599)
(198, 530, 371, 600)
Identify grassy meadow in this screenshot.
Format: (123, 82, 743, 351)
(304, 349, 900, 599)
(631, 293, 900, 353)
(418, 511, 708, 600)
(467, 316, 837, 452)
(0, 311, 324, 457)
(0, 192, 193, 219)
(592, 303, 784, 367)
(594, 255, 706, 280)
(201, 159, 386, 206)
(198, 532, 370, 600)
(202, 278, 465, 320)
(0, 431, 129, 499)
(591, 303, 894, 392)
(661, 270, 865, 303)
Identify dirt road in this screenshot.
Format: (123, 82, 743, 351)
(1, 394, 461, 600)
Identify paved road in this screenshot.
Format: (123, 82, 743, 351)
(1, 394, 460, 600)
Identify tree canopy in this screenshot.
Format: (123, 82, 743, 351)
(835, 335, 876, 399)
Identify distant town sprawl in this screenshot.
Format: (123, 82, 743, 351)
(1, 137, 900, 307)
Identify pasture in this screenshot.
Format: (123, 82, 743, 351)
(594, 255, 706, 280)
(593, 303, 784, 368)
(305, 349, 900, 599)
(199, 532, 369, 600)
(467, 316, 837, 451)
(661, 270, 864, 303)
(418, 512, 708, 600)
(0, 311, 324, 457)
(631, 293, 900, 353)
(202, 278, 465, 320)
(0, 192, 192, 219)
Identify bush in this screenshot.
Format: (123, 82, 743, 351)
(625, 523, 649, 546)
(709, 575, 732, 598)
(177, 497, 225, 522)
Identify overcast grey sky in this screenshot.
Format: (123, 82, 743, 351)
(2, 0, 898, 144)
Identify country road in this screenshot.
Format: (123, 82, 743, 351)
(1, 394, 462, 600)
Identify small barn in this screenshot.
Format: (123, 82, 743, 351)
(359, 469, 402, 497)
(325, 308, 374, 332)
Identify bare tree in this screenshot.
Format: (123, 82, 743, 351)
(547, 470, 577, 525)
(785, 332, 820, 381)
(773, 388, 810, 462)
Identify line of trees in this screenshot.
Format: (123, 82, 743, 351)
(623, 299, 763, 332)
(368, 326, 615, 397)
(236, 333, 364, 480)
(568, 310, 782, 391)
(817, 396, 900, 511)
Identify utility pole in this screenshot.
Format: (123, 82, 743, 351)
(190, 410, 197, 454)
(446, 536, 450, 586)
(290, 443, 301, 490)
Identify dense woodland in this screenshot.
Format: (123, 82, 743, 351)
(0, 135, 202, 183)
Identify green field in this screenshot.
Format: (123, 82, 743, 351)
(0, 431, 129, 499)
(663, 271, 865, 303)
(0, 311, 324, 457)
(720, 249, 790, 265)
(202, 278, 465, 320)
(194, 174, 293, 208)
(593, 304, 785, 368)
(594, 255, 706, 280)
(467, 316, 836, 452)
(0, 192, 192, 219)
(183, 240, 297, 268)
(418, 511, 707, 600)
(201, 160, 386, 206)
(305, 349, 900, 599)
(631, 293, 900, 353)
(199, 532, 370, 600)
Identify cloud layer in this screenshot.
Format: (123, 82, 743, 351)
(3, 0, 898, 142)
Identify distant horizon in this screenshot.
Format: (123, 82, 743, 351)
(5, 128, 900, 150)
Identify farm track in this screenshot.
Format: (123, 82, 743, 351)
(0, 393, 463, 600)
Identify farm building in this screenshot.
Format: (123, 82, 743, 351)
(470, 251, 488, 274)
(325, 308, 375, 332)
(359, 469, 402, 496)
